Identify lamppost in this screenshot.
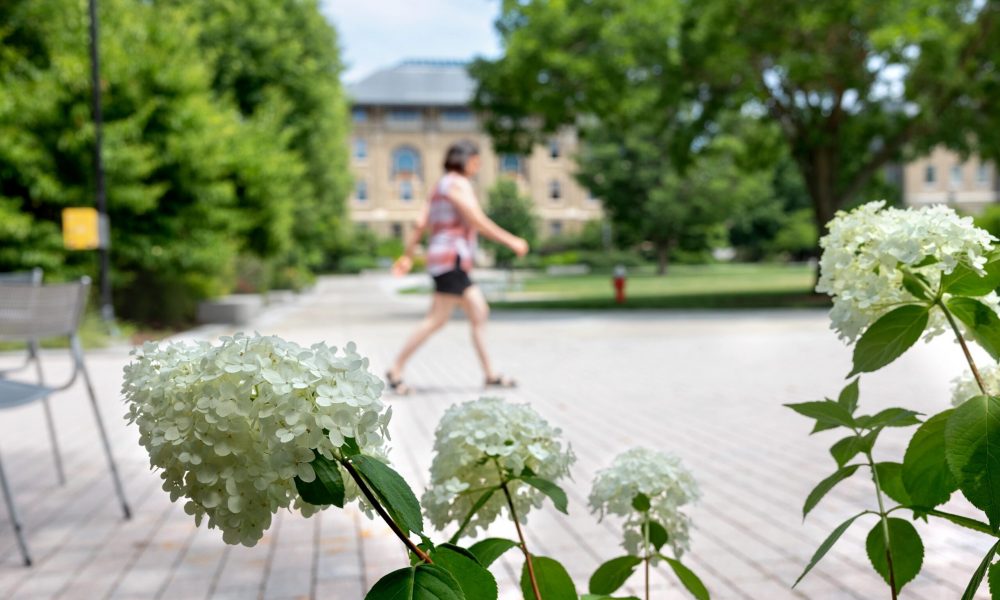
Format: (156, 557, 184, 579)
(88, 0, 115, 327)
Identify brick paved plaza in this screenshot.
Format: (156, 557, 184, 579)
(0, 274, 992, 599)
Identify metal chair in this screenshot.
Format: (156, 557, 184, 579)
(0, 278, 131, 566)
(0, 269, 65, 487)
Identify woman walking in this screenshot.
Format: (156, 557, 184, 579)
(387, 141, 529, 395)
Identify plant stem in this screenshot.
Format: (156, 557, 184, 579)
(643, 514, 651, 600)
(865, 451, 898, 600)
(939, 301, 989, 395)
(340, 458, 432, 565)
(500, 479, 542, 600)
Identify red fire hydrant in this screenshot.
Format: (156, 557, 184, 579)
(612, 264, 627, 304)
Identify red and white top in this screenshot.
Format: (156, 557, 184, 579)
(425, 173, 477, 276)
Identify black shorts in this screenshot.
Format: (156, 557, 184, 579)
(432, 260, 473, 296)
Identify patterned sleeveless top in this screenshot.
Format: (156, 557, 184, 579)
(426, 173, 477, 276)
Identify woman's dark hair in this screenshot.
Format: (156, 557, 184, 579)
(443, 140, 480, 174)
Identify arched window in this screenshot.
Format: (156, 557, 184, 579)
(500, 154, 521, 174)
(392, 146, 421, 178)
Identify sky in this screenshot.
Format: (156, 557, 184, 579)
(320, 0, 503, 83)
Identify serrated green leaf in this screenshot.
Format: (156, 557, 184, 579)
(988, 560, 1000, 599)
(945, 395, 1000, 530)
(341, 437, 362, 456)
(794, 512, 865, 587)
(351, 454, 424, 535)
(448, 488, 498, 544)
(579, 596, 641, 600)
(850, 305, 929, 376)
(829, 435, 865, 467)
(785, 400, 855, 430)
(365, 564, 465, 600)
(872, 462, 911, 506)
(588, 556, 642, 595)
(521, 555, 577, 600)
(962, 540, 1000, 600)
(865, 518, 924, 591)
(942, 255, 1000, 296)
(947, 297, 1000, 360)
(431, 544, 497, 600)
(522, 476, 569, 514)
(804, 465, 860, 518)
(855, 408, 921, 429)
(632, 493, 651, 512)
(902, 410, 957, 508)
(468, 538, 518, 567)
(646, 520, 669, 552)
(901, 271, 931, 300)
(925, 509, 993, 535)
(838, 378, 860, 414)
(295, 451, 345, 507)
(662, 557, 710, 600)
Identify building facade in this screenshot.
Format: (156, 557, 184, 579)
(903, 147, 999, 213)
(346, 60, 602, 239)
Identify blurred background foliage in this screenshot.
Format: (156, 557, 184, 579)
(0, 0, 351, 326)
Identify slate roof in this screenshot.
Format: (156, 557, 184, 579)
(348, 60, 474, 107)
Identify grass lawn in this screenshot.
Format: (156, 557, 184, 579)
(488, 262, 829, 310)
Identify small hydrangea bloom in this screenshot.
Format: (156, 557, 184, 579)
(950, 366, 1000, 406)
(422, 397, 575, 536)
(589, 447, 699, 559)
(122, 333, 390, 546)
(816, 201, 997, 342)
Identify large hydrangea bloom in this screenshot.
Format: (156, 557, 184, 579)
(122, 333, 390, 546)
(817, 201, 996, 342)
(951, 365, 1000, 406)
(589, 447, 699, 558)
(422, 397, 575, 536)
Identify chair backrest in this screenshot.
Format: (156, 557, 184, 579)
(0, 269, 42, 285)
(0, 278, 90, 341)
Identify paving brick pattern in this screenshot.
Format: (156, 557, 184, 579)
(0, 273, 993, 599)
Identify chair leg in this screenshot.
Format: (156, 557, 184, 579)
(31, 344, 65, 485)
(0, 449, 32, 566)
(73, 339, 131, 520)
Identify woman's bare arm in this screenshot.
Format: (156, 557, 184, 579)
(447, 180, 528, 256)
(392, 202, 429, 276)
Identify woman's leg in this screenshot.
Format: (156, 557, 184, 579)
(390, 293, 461, 379)
(461, 285, 496, 380)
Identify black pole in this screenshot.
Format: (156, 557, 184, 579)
(88, 0, 114, 324)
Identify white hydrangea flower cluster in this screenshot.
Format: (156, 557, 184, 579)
(816, 201, 996, 342)
(950, 366, 1000, 406)
(422, 397, 575, 536)
(122, 333, 390, 546)
(589, 447, 699, 559)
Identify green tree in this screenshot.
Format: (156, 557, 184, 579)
(473, 0, 1000, 253)
(486, 179, 538, 267)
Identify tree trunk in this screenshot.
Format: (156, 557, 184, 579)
(801, 148, 839, 285)
(656, 240, 673, 275)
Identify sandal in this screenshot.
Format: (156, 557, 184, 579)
(485, 374, 517, 388)
(385, 371, 413, 396)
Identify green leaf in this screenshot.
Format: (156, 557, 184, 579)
(294, 451, 345, 508)
(961, 539, 1000, 600)
(803, 465, 860, 518)
(855, 408, 921, 429)
(864, 518, 924, 592)
(901, 271, 931, 301)
(588, 556, 642, 595)
(829, 435, 865, 468)
(946, 395, 1000, 530)
(902, 410, 958, 508)
(351, 455, 424, 535)
(631, 493, 651, 512)
(925, 509, 994, 535)
(793, 512, 865, 587)
(942, 254, 1000, 296)
(365, 564, 465, 600)
(662, 557, 710, 600)
(784, 400, 855, 430)
(838, 378, 860, 414)
(850, 305, 929, 376)
(947, 297, 1000, 360)
(646, 520, 669, 552)
(468, 538, 519, 567)
(988, 560, 1000, 599)
(521, 556, 577, 600)
(580, 596, 640, 600)
(521, 477, 569, 514)
(341, 437, 362, 456)
(431, 544, 498, 600)
(872, 462, 911, 506)
(448, 488, 498, 544)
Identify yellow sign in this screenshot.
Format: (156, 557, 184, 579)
(62, 207, 101, 250)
